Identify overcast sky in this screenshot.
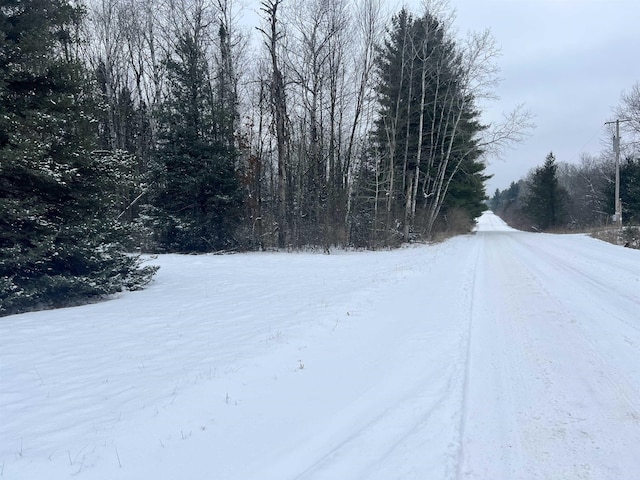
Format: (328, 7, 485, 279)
(403, 0, 640, 193)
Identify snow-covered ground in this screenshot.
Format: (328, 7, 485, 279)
(2, 211, 639, 479)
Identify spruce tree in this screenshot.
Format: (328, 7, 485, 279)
(605, 157, 640, 224)
(442, 152, 490, 223)
(0, 0, 157, 316)
(524, 152, 568, 230)
(371, 8, 487, 240)
(436, 105, 489, 227)
(149, 25, 242, 252)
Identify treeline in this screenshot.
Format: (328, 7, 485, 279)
(80, 0, 510, 250)
(1, 0, 528, 315)
(491, 80, 640, 232)
(490, 152, 640, 231)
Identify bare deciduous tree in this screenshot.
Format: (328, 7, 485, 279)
(617, 82, 640, 135)
(259, 0, 290, 247)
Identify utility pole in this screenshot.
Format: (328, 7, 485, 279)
(605, 118, 631, 229)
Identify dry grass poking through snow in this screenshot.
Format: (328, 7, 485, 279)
(589, 226, 640, 250)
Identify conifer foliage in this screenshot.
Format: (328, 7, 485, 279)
(148, 14, 242, 252)
(523, 152, 568, 230)
(606, 158, 640, 224)
(365, 8, 488, 243)
(0, 0, 157, 316)
(1, 0, 529, 315)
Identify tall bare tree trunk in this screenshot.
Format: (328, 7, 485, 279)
(404, 56, 427, 241)
(260, 0, 289, 248)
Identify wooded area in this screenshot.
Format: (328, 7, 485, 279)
(1, 0, 532, 314)
(491, 121, 640, 232)
(490, 74, 640, 232)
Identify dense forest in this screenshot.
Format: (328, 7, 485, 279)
(1, 0, 534, 315)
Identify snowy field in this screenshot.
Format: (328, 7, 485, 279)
(1, 211, 640, 479)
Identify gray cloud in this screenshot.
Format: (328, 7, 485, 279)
(424, 0, 640, 191)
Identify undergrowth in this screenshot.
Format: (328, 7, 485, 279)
(590, 226, 640, 250)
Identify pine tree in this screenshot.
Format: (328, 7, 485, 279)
(441, 152, 490, 224)
(149, 20, 242, 252)
(435, 104, 489, 230)
(491, 181, 521, 215)
(524, 152, 568, 230)
(0, 0, 157, 316)
(604, 157, 640, 224)
(370, 8, 487, 241)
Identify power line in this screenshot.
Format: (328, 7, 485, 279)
(604, 118, 632, 229)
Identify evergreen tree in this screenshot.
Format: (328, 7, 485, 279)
(435, 105, 489, 229)
(0, 0, 156, 316)
(440, 152, 490, 223)
(490, 188, 503, 212)
(488, 180, 533, 230)
(370, 8, 487, 241)
(523, 152, 568, 230)
(604, 157, 640, 224)
(149, 23, 242, 252)
(491, 181, 521, 215)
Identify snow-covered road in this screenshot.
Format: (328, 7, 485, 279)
(462, 215, 640, 479)
(1, 211, 639, 479)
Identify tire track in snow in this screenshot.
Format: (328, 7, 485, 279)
(456, 231, 531, 479)
(500, 233, 640, 419)
(503, 236, 640, 420)
(252, 237, 484, 480)
(507, 265, 639, 479)
(454, 232, 485, 480)
(286, 368, 458, 480)
(507, 233, 640, 334)
(459, 220, 640, 479)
